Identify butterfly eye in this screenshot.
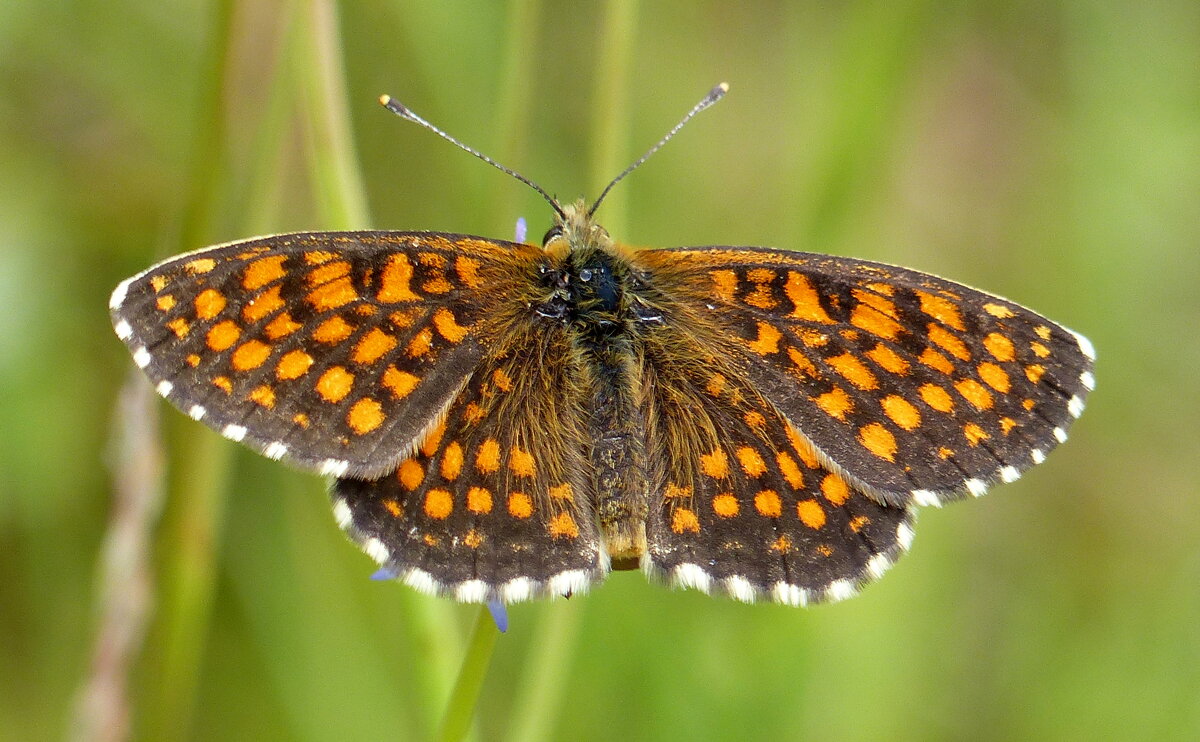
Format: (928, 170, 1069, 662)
(542, 225, 563, 245)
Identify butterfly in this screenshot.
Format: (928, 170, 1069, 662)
(110, 84, 1094, 606)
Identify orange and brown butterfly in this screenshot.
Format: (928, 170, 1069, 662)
(110, 84, 1094, 607)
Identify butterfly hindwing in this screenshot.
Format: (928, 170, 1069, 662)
(110, 231, 543, 478)
(330, 318, 605, 604)
(638, 317, 915, 604)
(634, 246, 1095, 507)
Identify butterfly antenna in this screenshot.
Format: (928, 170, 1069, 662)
(379, 95, 566, 220)
(588, 82, 729, 218)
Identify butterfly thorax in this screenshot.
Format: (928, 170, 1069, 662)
(540, 201, 648, 567)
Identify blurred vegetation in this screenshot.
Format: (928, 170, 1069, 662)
(1, 1, 1198, 740)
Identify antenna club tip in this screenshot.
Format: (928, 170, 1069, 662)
(717, 82, 730, 94)
(378, 94, 391, 106)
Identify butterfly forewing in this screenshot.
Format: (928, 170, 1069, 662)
(331, 321, 604, 604)
(638, 305, 915, 604)
(109, 231, 541, 479)
(634, 246, 1095, 507)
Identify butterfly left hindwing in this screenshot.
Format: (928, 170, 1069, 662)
(332, 317, 605, 604)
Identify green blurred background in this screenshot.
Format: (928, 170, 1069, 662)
(2, 1, 1197, 740)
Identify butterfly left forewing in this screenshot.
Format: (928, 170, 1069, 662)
(111, 231, 540, 479)
(634, 246, 1095, 508)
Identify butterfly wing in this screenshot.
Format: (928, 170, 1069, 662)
(330, 320, 604, 604)
(633, 246, 1095, 508)
(637, 315, 915, 604)
(110, 231, 541, 479)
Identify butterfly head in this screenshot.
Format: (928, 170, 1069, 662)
(541, 199, 615, 256)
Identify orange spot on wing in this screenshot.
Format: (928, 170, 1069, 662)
(293, 412, 310, 428)
(1025, 364, 1046, 384)
(1030, 341, 1050, 358)
(475, 439, 501, 473)
(347, 397, 385, 434)
(315, 366, 354, 403)
(150, 275, 169, 292)
(304, 250, 337, 265)
(705, 374, 726, 397)
(206, 320, 241, 351)
(421, 276, 452, 294)
(919, 347, 955, 374)
(983, 332, 1016, 362)
(243, 255, 286, 290)
(378, 254, 420, 302)
(467, 486, 493, 514)
(508, 492, 533, 519)
(928, 324, 970, 361)
(963, 423, 990, 446)
(984, 302, 1014, 318)
(827, 352, 879, 390)
(352, 328, 397, 364)
(919, 383, 954, 412)
(167, 317, 190, 338)
(850, 290, 903, 339)
(454, 256, 482, 288)
(786, 347, 818, 378)
(671, 507, 700, 534)
(383, 499, 402, 517)
(797, 500, 826, 529)
(743, 410, 767, 431)
(264, 312, 301, 339)
(770, 534, 794, 553)
(858, 422, 897, 461)
(432, 308, 469, 343)
(549, 483, 574, 501)
(786, 425, 820, 468)
(814, 386, 853, 420)
(881, 395, 921, 430)
(849, 515, 870, 532)
(440, 442, 463, 481)
(664, 483, 692, 499)
(185, 258, 216, 274)
(1000, 417, 1017, 434)
(186, 354, 200, 367)
(398, 459, 424, 491)
(709, 270, 737, 302)
(307, 260, 350, 287)
(382, 366, 419, 398)
(156, 295, 175, 311)
(785, 271, 833, 323)
(276, 350, 313, 380)
(307, 277, 356, 311)
(463, 402, 485, 425)
(242, 285, 285, 322)
(249, 385, 276, 409)
(978, 362, 1011, 392)
(746, 322, 783, 355)
(754, 490, 782, 517)
(866, 343, 909, 375)
(424, 489, 453, 519)
(712, 494, 739, 518)
(778, 452, 804, 489)
(549, 512, 580, 539)
(195, 289, 226, 320)
(700, 447, 729, 479)
(231, 340, 270, 371)
(955, 378, 993, 410)
(820, 473, 849, 505)
(407, 327, 433, 357)
(313, 316, 353, 343)
(510, 446, 536, 478)
(212, 376, 232, 393)
(419, 421, 445, 458)
(736, 447, 767, 478)
(916, 290, 965, 330)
